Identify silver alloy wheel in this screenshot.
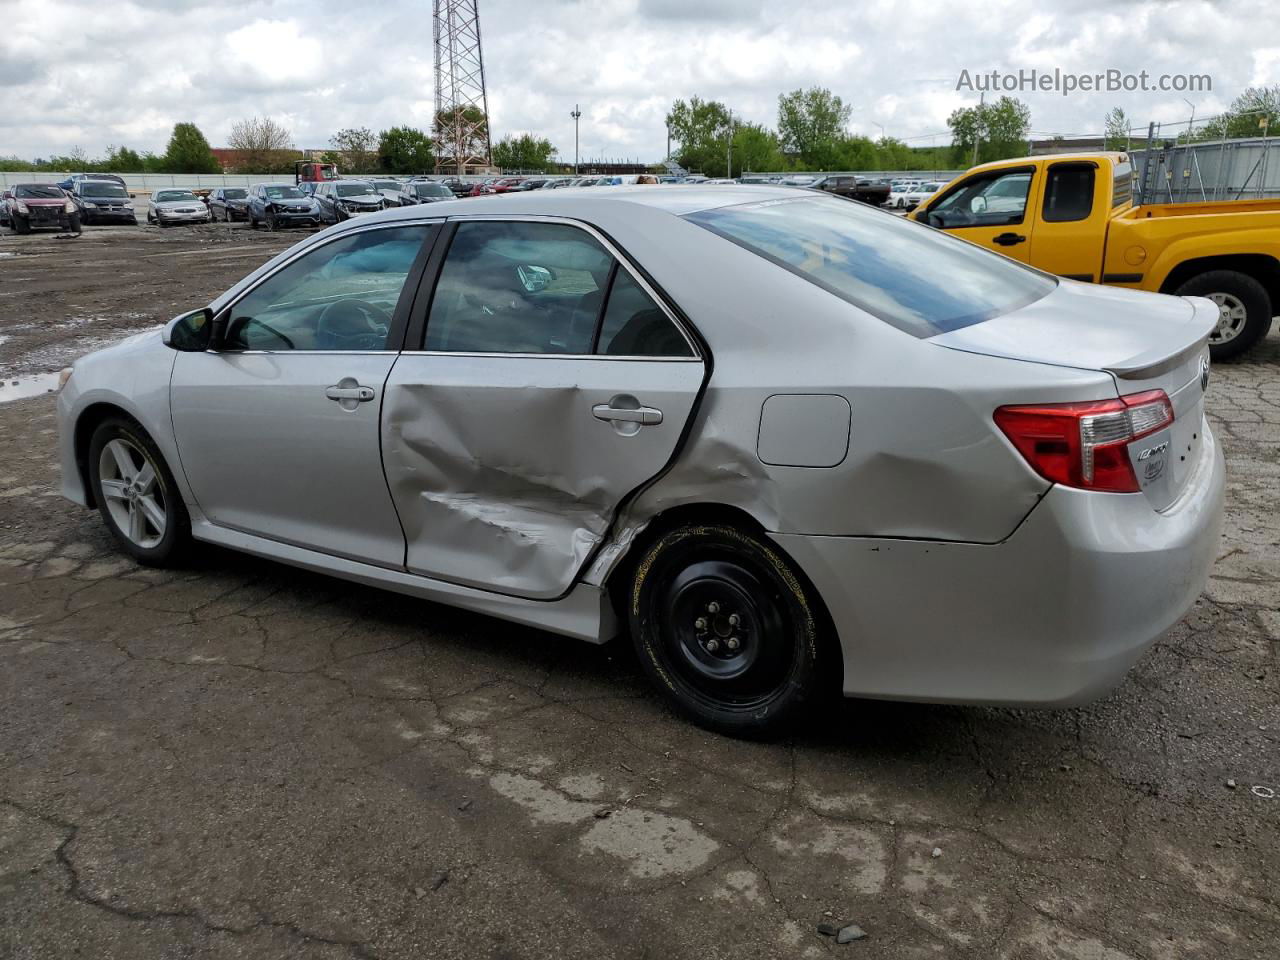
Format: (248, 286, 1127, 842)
(98, 438, 166, 549)
(1207, 292, 1248, 344)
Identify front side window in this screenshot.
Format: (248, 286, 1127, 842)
(686, 195, 1054, 338)
(224, 226, 428, 351)
(925, 169, 1032, 228)
(425, 220, 693, 357)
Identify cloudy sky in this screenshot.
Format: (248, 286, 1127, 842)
(1, 0, 1275, 163)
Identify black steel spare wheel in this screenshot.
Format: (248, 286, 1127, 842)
(629, 524, 823, 736)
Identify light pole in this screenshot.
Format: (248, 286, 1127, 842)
(571, 105, 581, 174)
(725, 112, 735, 178)
(873, 121, 885, 141)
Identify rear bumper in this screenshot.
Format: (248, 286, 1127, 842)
(773, 424, 1226, 706)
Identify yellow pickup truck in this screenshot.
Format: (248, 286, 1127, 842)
(910, 152, 1280, 360)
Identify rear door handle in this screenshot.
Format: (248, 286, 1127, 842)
(992, 232, 1026, 246)
(325, 384, 375, 402)
(592, 403, 663, 425)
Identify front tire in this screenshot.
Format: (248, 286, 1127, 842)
(1175, 270, 1273, 361)
(628, 523, 824, 736)
(67, 214, 82, 235)
(266, 209, 278, 231)
(12, 215, 30, 234)
(88, 418, 191, 566)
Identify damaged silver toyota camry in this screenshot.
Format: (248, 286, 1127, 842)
(57, 186, 1225, 734)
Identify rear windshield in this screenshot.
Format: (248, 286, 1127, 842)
(685, 196, 1055, 337)
(15, 185, 64, 199)
(82, 182, 127, 198)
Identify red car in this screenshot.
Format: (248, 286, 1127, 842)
(489, 177, 526, 194)
(0, 183, 81, 234)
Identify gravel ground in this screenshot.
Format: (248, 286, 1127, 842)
(0, 228, 1277, 959)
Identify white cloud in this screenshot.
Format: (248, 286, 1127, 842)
(0, 0, 1273, 161)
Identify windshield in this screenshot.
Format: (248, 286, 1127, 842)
(223, 188, 247, 199)
(371, 181, 398, 191)
(83, 182, 127, 198)
(155, 190, 197, 202)
(15, 185, 64, 199)
(685, 196, 1055, 337)
(414, 183, 451, 197)
(336, 183, 377, 197)
(263, 186, 304, 200)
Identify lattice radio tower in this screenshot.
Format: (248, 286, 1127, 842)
(432, 0, 492, 174)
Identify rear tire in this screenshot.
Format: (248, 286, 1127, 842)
(627, 523, 824, 737)
(1175, 270, 1273, 361)
(87, 418, 191, 567)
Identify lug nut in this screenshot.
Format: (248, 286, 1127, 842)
(726, 637, 740, 651)
(707, 601, 720, 614)
(695, 617, 707, 630)
(705, 638, 720, 653)
(728, 614, 740, 626)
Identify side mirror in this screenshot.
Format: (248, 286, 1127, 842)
(969, 196, 987, 214)
(162, 307, 215, 352)
(517, 264, 552, 293)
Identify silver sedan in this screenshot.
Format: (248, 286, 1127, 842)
(56, 186, 1226, 734)
(147, 188, 212, 226)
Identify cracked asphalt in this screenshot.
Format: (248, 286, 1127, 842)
(1, 229, 1278, 959)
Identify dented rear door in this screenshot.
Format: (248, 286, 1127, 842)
(381, 217, 706, 600)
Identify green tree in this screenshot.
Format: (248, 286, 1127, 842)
(831, 135, 877, 170)
(1200, 85, 1280, 139)
(378, 126, 434, 174)
(433, 106, 490, 171)
(330, 127, 378, 172)
(947, 96, 1031, 166)
(729, 123, 784, 174)
(491, 133, 557, 172)
(161, 123, 220, 173)
(105, 145, 144, 171)
(776, 87, 852, 169)
(1104, 107, 1130, 150)
(666, 96, 733, 174)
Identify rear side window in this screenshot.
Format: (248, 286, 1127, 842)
(597, 269, 693, 357)
(685, 196, 1055, 338)
(1042, 163, 1095, 222)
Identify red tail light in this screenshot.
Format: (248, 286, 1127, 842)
(994, 390, 1173, 493)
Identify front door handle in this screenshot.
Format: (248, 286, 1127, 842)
(992, 232, 1026, 246)
(592, 403, 663, 425)
(325, 385, 375, 402)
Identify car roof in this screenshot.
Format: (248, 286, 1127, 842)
(363, 183, 807, 220)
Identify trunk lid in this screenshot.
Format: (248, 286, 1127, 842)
(931, 280, 1217, 511)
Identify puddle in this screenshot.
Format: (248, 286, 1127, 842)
(0, 373, 61, 403)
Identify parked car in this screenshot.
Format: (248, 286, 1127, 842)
(511, 178, 550, 191)
(147, 188, 212, 227)
(779, 175, 817, 186)
(809, 175, 892, 206)
(468, 178, 499, 197)
(309, 180, 386, 224)
(911, 150, 1280, 360)
(396, 180, 455, 205)
(597, 175, 660, 186)
(886, 183, 921, 208)
(368, 179, 405, 206)
(489, 178, 526, 194)
(246, 183, 323, 230)
(0, 183, 81, 234)
(56, 186, 1224, 736)
(208, 187, 251, 222)
(899, 181, 944, 211)
(57, 172, 127, 192)
(438, 178, 472, 198)
(69, 179, 137, 225)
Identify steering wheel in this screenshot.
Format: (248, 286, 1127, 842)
(316, 298, 393, 351)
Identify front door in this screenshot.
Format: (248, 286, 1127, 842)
(917, 165, 1039, 263)
(171, 222, 438, 568)
(382, 218, 706, 600)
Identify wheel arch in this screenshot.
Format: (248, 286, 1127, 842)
(602, 503, 845, 683)
(1158, 253, 1280, 308)
(73, 402, 144, 508)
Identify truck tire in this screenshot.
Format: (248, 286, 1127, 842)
(1175, 270, 1273, 361)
